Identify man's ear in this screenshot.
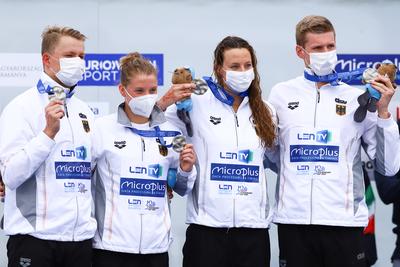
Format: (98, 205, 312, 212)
(295, 45, 306, 60)
(42, 53, 51, 68)
(118, 84, 126, 98)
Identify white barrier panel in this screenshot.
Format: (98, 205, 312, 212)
(0, 53, 42, 87)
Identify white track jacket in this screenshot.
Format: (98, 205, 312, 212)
(91, 105, 196, 254)
(165, 77, 276, 229)
(0, 72, 96, 241)
(268, 74, 400, 227)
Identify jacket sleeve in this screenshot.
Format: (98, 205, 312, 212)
(264, 88, 280, 172)
(366, 113, 400, 176)
(0, 102, 54, 190)
(374, 170, 400, 204)
(174, 165, 197, 197)
(164, 104, 188, 137)
(168, 147, 197, 197)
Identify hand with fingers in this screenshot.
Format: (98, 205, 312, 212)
(43, 100, 65, 139)
(373, 75, 397, 119)
(179, 144, 196, 172)
(157, 83, 195, 111)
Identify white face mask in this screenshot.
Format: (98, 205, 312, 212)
(125, 89, 158, 118)
(306, 50, 338, 76)
(225, 68, 255, 93)
(55, 57, 86, 87)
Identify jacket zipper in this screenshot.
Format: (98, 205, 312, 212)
(107, 159, 114, 240)
(231, 108, 239, 227)
(310, 86, 320, 224)
(345, 138, 356, 211)
(139, 214, 143, 253)
(72, 197, 79, 241)
(65, 101, 78, 239)
(232, 109, 239, 147)
(141, 137, 145, 161)
(202, 135, 208, 215)
(65, 103, 75, 143)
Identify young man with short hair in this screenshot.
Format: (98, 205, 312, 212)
(0, 26, 95, 267)
(268, 15, 399, 267)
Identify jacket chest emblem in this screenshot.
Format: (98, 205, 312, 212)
(335, 98, 347, 116)
(287, 101, 299, 110)
(209, 116, 221, 125)
(79, 113, 90, 132)
(114, 140, 126, 149)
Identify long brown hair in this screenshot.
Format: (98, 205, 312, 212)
(213, 36, 275, 148)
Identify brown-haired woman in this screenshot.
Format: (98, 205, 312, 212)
(91, 52, 197, 267)
(158, 36, 276, 267)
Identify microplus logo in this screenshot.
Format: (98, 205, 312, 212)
(120, 178, 166, 197)
(210, 163, 259, 183)
(290, 145, 339, 163)
(55, 162, 91, 179)
(219, 149, 253, 163)
(297, 130, 332, 144)
(129, 164, 163, 178)
(61, 146, 87, 160)
(336, 54, 400, 85)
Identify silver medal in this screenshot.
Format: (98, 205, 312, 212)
(193, 79, 208, 95)
(48, 86, 67, 102)
(362, 68, 378, 84)
(172, 135, 186, 153)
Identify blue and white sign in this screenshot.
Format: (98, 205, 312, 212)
(55, 162, 91, 179)
(79, 53, 164, 86)
(120, 178, 166, 197)
(210, 163, 259, 183)
(290, 145, 339, 163)
(336, 54, 400, 85)
(61, 146, 87, 160)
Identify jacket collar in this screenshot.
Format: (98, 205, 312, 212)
(117, 103, 166, 128)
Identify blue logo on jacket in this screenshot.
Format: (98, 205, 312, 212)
(55, 162, 91, 179)
(129, 164, 163, 178)
(219, 149, 253, 163)
(297, 130, 332, 144)
(61, 146, 87, 160)
(290, 145, 339, 162)
(120, 178, 166, 197)
(210, 163, 259, 183)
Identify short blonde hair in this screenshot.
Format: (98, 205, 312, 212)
(41, 26, 86, 55)
(296, 15, 335, 47)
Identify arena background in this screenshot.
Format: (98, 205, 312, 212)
(0, 0, 399, 266)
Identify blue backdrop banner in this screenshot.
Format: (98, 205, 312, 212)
(79, 53, 164, 86)
(336, 54, 400, 85)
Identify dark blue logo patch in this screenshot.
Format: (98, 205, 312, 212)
(290, 145, 339, 162)
(210, 163, 259, 183)
(55, 162, 91, 179)
(120, 178, 166, 197)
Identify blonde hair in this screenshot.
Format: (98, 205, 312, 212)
(296, 15, 335, 47)
(41, 26, 86, 55)
(119, 52, 157, 87)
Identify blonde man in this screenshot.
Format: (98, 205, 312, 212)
(267, 15, 399, 267)
(0, 26, 95, 267)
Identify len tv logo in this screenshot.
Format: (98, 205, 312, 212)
(219, 149, 253, 163)
(297, 130, 332, 144)
(129, 164, 163, 178)
(61, 146, 87, 160)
